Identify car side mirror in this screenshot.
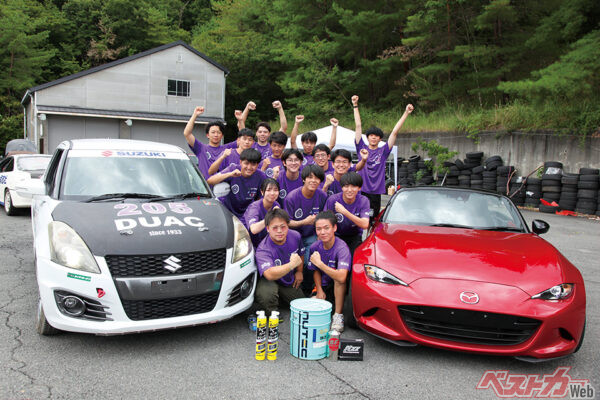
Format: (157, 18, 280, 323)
(15, 179, 45, 198)
(532, 219, 549, 235)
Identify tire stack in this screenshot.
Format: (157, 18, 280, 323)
(397, 159, 410, 187)
(406, 155, 420, 186)
(540, 161, 563, 214)
(559, 173, 579, 212)
(576, 168, 599, 215)
(508, 176, 526, 206)
(471, 165, 484, 189)
(455, 159, 471, 188)
(443, 161, 459, 186)
(496, 166, 515, 196)
(416, 158, 435, 185)
(524, 177, 542, 207)
(482, 155, 502, 192)
(465, 151, 484, 189)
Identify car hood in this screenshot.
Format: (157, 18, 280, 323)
(52, 198, 233, 256)
(373, 223, 567, 296)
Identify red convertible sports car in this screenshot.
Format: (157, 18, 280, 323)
(348, 187, 586, 361)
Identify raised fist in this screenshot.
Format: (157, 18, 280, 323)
(290, 253, 302, 269)
(234, 110, 243, 120)
(272, 100, 282, 109)
(247, 101, 256, 111)
(360, 148, 369, 160)
(310, 251, 322, 266)
(351, 95, 359, 106)
(330, 118, 338, 127)
(325, 174, 335, 185)
(262, 157, 271, 167)
(406, 104, 414, 114)
(334, 201, 347, 214)
(222, 148, 232, 158)
(194, 106, 205, 116)
(304, 214, 316, 225)
(230, 169, 242, 177)
(295, 115, 304, 124)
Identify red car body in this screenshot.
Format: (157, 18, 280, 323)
(351, 188, 586, 360)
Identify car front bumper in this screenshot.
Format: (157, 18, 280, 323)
(37, 249, 256, 335)
(352, 266, 586, 359)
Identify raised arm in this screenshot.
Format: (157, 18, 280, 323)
(273, 101, 288, 134)
(208, 148, 232, 176)
(234, 109, 244, 130)
(335, 201, 369, 230)
(352, 95, 361, 145)
(238, 101, 256, 130)
(355, 149, 368, 172)
(328, 118, 338, 149)
(290, 115, 304, 149)
(206, 168, 240, 186)
(388, 104, 414, 149)
(184, 106, 204, 147)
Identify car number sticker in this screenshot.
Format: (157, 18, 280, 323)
(67, 272, 91, 282)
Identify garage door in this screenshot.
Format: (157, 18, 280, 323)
(48, 116, 119, 152)
(130, 121, 197, 151)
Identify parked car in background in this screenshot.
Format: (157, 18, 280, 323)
(19, 139, 256, 335)
(4, 138, 37, 157)
(348, 186, 586, 361)
(0, 154, 51, 215)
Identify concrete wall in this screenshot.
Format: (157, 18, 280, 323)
(35, 45, 225, 118)
(394, 131, 600, 175)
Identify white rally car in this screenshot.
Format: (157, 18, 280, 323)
(0, 154, 51, 215)
(20, 139, 256, 335)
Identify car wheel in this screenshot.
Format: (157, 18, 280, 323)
(343, 281, 357, 329)
(574, 321, 585, 353)
(4, 190, 16, 216)
(36, 299, 59, 335)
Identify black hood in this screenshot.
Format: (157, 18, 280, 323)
(52, 199, 234, 256)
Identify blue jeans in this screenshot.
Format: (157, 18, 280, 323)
(301, 235, 317, 295)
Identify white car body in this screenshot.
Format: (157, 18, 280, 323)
(0, 154, 51, 214)
(29, 139, 256, 335)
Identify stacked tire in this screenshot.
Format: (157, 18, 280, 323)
(576, 168, 599, 215)
(559, 173, 579, 211)
(524, 177, 542, 207)
(484, 155, 503, 172)
(406, 155, 420, 186)
(443, 161, 459, 186)
(482, 155, 502, 191)
(455, 158, 472, 188)
(540, 161, 562, 213)
(416, 158, 435, 185)
(508, 176, 526, 206)
(496, 166, 515, 196)
(466, 152, 484, 189)
(397, 159, 409, 187)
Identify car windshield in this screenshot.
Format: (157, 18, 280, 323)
(384, 189, 525, 231)
(61, 153, 210, 200)
(17, 156, 51, 171)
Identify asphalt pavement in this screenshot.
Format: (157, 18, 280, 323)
(0, 208, 598, 399)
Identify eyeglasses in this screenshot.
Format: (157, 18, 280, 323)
(314, 153, 328, 159)
(286, 158, 301, 163)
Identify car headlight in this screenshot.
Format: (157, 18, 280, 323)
(364, 264, 408, 286)
(232, 216, 252, 264)
(48, 221, 100, 273)
(531, 283, 574, 300)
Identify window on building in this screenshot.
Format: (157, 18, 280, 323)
(167, 79, 190, 97)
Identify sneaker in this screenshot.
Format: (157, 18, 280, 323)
(331, 313, 344, 333)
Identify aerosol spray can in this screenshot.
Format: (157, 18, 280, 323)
(255, 311, 267, 360)
(328, 330, 340, 360)
(267, 311, 279, 361)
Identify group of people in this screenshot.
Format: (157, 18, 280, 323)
(184, 96, 414, 332)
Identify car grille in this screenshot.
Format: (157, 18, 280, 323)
(105, 249, 226, 277)
(398, 305, 541, 346)
(121, 292, 220, 321)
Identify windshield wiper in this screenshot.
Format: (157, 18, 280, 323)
(479, 226, 524, 232)
(147, 192, 212, 202)
(84, 193, 164, 202)
(427, 223, 474, 229)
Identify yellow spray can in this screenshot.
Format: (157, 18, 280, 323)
(267, 311, 279, 361)
(255, 311, 267, 360)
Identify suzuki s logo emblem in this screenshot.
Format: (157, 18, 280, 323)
(460, 291, 479, 304)
(163, 256, 182, 273)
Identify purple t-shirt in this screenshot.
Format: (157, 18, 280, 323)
(284, 187, 327, 238)
(255, 230, 305, 287)
(253, 142, 272, 159)
(277, 173, 303, 201)
(259, 156, 284, 179)
(243, 199, 280, 248)
(356, 140, 391, 194)
(189, 139, 236, 177)
(301, 154, 314, 167)
(217, 149, 242, 172)
(218, 165, 266, 223)
(324, 192, 371, 236)
(307, 238, 351, 287)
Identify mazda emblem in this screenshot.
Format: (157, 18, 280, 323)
(460, 291, 479, 304)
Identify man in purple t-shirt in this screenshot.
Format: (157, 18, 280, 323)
(284, 164, 327, 294)
(259, 131, 287, 178)
(321, 148, 368, 195)
(254, 208, 305, 315)
(352, 95, 414, 220)
(207, 148, 266, 225)
(184, 106, 237, 178)
(308, 211, 351, 332)
(324, 172, 370, 254)
(277, 149, 304, 202)
(208, 128, 257, 175)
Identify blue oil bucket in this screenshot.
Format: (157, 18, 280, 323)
(290, 298, 332, 360)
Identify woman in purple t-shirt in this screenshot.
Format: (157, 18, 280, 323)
(244, 178, 281, 248)
(352, 95, 414, 220)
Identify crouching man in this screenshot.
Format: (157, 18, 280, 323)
(254, 208, 306, 315)
(308, 211, 351, 332)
